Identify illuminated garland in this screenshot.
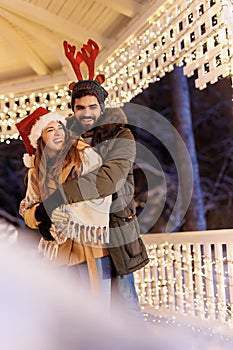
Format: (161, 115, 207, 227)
(97, 0, 233, 102)
(0, 85, 71, 143)
(0, 0, 232, 142)
(134, 241, 233, 327)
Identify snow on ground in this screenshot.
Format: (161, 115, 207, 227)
(0, 223, 233, 349)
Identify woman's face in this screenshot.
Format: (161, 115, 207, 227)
(41, 121, 65, 158)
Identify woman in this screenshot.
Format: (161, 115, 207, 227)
(16, 107, 112, 299)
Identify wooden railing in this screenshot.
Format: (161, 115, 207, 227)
(135, 229, 233, 328)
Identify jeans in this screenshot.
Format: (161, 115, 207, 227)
(65, 256, 112, 307)
(96, 256, 112, 307)
(64, 258, 141, 316)
(111, 273, 142, 317)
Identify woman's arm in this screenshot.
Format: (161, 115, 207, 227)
(19, 168, 41, 229)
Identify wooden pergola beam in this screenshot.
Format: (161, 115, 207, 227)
(94, 0, 143, 17)
(0, 16, 50, 76)
(0, 0, 108, 46)
(1, 8, 60, 49)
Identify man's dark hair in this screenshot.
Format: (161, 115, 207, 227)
(71, 80, 108, 112)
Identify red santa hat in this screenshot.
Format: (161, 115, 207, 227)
(16, 107, 67, 157)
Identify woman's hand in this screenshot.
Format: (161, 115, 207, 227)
(49, 224, 68, 245)
(50, 208, 70, 245)
(51, 208, 69, 224)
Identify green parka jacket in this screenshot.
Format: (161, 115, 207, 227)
(64, 107, 149, 276)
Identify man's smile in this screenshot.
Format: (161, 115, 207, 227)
(80, 116, 95, 122)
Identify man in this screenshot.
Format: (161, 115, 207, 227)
(77, 84, 150, 310)
(36, 40, 149, 313)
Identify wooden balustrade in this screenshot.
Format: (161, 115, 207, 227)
(135, 229, 233, 327)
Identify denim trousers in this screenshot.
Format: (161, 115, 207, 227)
(66, 256, 112, 307)
(111, 273, 142, 317)
(65, 256, 141, 315)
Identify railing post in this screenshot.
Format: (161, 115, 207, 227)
(203, 243, 216, 319)
(215, 243, 227, 322)
(183, 243, 195, 316)
(193, 243, 205, 318)
(136, 229, 233, 328)
(166, 243, 176, 312)
(173, 243, 184, 312)
(227, 243, 233, 323)
(157, 243, 168, 310)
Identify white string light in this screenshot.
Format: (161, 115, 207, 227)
(0, 0, 232, 141)
(135, 241, 233, 331)
(97, 0, 233, 99)
(0, 85, 71, 143)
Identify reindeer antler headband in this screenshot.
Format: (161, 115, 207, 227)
(63, 39, 102, 82)
(63, 39, 108, 111)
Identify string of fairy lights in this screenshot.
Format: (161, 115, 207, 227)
(0, 0, 232, 143)
(136, 238, 233, 344)
(134, 241, 233, 327)
(0, 0, 232, 341)
(97, 0, 233, 101)
(0, 86, 72, 144)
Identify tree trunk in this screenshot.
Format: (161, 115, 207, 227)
(169, 65, 206, 231)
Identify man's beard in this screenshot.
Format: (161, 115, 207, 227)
(79, 116, 96, 132)
(74, 114, 104, 134)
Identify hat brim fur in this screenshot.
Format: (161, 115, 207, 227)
(29, 112, 67, 149)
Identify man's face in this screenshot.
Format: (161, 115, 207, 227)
(73, 95, 102, 132)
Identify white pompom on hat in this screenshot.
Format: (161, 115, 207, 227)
(16, 107, 67, 157)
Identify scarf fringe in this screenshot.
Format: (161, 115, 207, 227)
(66, 222, 109, 245)
(38, 239, 59, 261)
(38, 223, 109, 261)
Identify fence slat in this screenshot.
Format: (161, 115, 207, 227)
(215, 243, 227, 322)
(135, 230, 233, 328)
(227, 243, 233, 319)
(203, 243, 216, 319)
(183, 243, 195, 316)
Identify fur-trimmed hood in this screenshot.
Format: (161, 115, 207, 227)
(102, 107, 128, 124)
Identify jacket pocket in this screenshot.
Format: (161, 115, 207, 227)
(124, 239, 142, 257)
